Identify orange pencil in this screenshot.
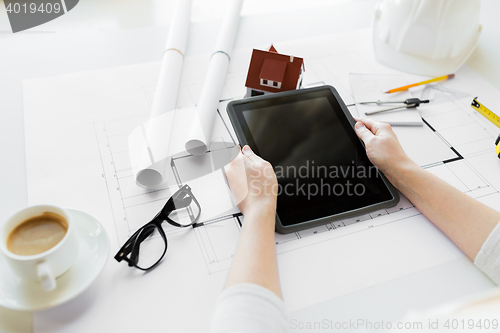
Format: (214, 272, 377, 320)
(384, 74, 455, 94)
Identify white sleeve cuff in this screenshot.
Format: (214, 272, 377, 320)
(474, 221, 500, 285)
(211, 283, 288, 333)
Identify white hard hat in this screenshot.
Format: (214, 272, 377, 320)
(373, 0, 482, 76)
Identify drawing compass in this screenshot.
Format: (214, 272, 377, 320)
(359, 98, 430, 115)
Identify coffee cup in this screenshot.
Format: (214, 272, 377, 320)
(0, 205, 79, 292)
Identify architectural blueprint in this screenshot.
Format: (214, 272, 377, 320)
(24, 29, 500, 332)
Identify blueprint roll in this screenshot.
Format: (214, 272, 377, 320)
(185, 52, 231, 155)
(130, 107, 205, 187)
(185, 0, 243, 155)
(135, 0, 192, 187)
(129, 106, 239, 189)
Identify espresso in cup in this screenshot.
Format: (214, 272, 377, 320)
(1, 205, 79, 291)
(7, 212, 68, 256)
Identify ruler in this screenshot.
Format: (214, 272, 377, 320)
(470, 97, 500, 129)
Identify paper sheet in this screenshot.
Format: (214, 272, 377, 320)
(24, 29, 500, 332)
(350, 73, 423, 126)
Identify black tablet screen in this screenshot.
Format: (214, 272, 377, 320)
(233, 88, 394, 226)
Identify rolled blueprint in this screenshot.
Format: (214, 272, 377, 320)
(135, 0, 192, 187)
(130, 107, 203, 186)
(129, 106, 240, 188)
(185, 0, 244, 155)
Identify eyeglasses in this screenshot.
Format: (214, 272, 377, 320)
(114, 184, 201, 271)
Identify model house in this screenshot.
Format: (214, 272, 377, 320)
(244, 45, 305, 97)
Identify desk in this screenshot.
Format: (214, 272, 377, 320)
(1, 1, 500, 332)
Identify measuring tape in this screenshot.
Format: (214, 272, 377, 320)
(471, 97, 500, 129)
(470, 98, 500, 159)
(496, 135, 500, 159)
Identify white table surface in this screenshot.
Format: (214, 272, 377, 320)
(1, 0, 500, 332)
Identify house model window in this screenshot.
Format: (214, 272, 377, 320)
(259, 78, 281, 89)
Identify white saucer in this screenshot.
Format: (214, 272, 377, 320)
(0, 209, 109, 311)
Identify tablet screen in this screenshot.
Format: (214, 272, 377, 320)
(232, 88, 395, 227)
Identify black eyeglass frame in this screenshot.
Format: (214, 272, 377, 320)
(114, 184, 201, 271)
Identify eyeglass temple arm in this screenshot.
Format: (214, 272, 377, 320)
(114, 224, 157, 263)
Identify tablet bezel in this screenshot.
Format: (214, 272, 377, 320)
(226, 85, 399, 234)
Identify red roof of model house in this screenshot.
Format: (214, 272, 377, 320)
(245, 45, 304, 93)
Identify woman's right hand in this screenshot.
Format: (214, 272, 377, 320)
(354, 117, 416, 186)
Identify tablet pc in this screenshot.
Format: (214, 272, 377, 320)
(227, 86, 399, 234)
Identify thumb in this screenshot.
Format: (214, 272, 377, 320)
(241, 145, 263, 164)
(355, 121, 374, 145)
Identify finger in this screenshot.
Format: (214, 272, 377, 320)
(357, 117, 377, 131)
(241, 145, 263, 163)
(370, 121, 392, 136)
(357, 117, 392, 136)
(355, 121, 375, 145)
